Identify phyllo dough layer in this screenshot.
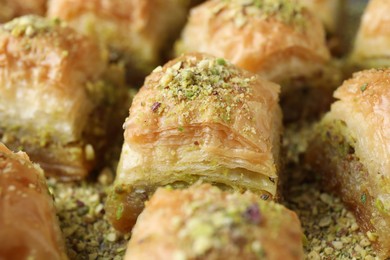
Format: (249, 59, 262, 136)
(306, 69, 390, 258)
(106, 53, 282, 232)
(125, 183, 304, 260)
(350, 0, 390, 69)
(176, 0, 330, 84)
(0, 16, 126, 180)
(0, 143, 67, 260)
(48, 0, 189, 80)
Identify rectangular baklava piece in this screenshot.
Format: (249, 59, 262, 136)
(306, 68, 390, 258)
(106, 53, 282, 232)
(0, 143, 67, 259)
(125, 183, 304, 260)
(48, 0, 190, 82)
(350, 0, 390, 69)
(0, 15, 127, 180)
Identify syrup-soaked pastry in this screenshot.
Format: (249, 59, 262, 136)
(306, 69, 390, 258)
(47, 0, 190, 82)
(125, 183, 304, 260)
(298, 0, 343, 35)
(106, 53, 282, 232)
(350, 0, 390, 69)
(298, 0, 346, 55)
(176, 0, 330, 84)
(0, 143, 67, 260)
(176, 0, 340, 122)
(0, 0, 46, 23)
(0, 16, 127, 180)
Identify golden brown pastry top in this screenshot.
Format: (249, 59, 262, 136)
(48, 0, 189, 70)
(124, 53, 281, 156)
(351, 0, 390, 67)
(324, 68, 390, 181)
(176, 0, 330, 83)
(0, 15, 106, 143)
(0, 143, 67, 259)
(0, 15, 105, 91)
(125, 183, 304, 260)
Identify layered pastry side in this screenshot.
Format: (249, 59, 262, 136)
(176, 0, 340, 122)
(0, 143, 68, 259)
(350, 0, 390, 69)
(0, 0, 46, 23)
(306, 69, 390, 258)
(47, 0, 190, 83)
(106, 53, 282, 232)
(0, 15, 128, 180)
(125, 183, 304, 260)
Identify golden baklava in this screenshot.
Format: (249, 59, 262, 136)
(298, 0, 346, 55)
(350, 0, 390, 69)
(47, 0, 190, 83)
(0, 15, 127, 180)
(106, 53, 282, 232)
(306, 68, 390, 258)
(0, 0, 46, 23)
(176, 0, 340, 122)
(125, 183, 304, 260)
(0, 143, 67, 260)
(176, 0, 330, 84)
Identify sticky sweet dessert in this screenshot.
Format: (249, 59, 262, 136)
(306, 69, 390, 258)
(0, 143, 67, 260)
(176, 0, 340, 122)
(176, 0, 330, 84)
(125, 183, 304, 260)
(350, 0, 390, 69)
(106, 53, 282, 232)
(0, 15, 127, 180)
(48, 0, 190, 82)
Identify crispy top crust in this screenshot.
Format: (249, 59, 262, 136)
(0, 143, 67, 259)
(351, 0, 390, 65)
(125, 183, 303, 260)
(324, 69, 390, 182)
(124, 53, 281, 159)
(177, 0, 330, 82)
(0, 0, 46, 23)
(48, 0, 188, 67)
(0, 15, 106, 142)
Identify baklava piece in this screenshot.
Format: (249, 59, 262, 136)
(125, 183, 304, 260)
(0, 16, 127, 180)
(306, 69, 390, 258)
(0, 0, 46, 23)
(106, 53, 282, 232)
(176, 0, 339, 122)
(176, 0, 330, 83)
(298, 0, 346, 56)
(47, 0, 189, 83)
(0, 143, 67, 260)
(350, 0, 390, 69)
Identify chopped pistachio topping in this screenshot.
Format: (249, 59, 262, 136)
(2, 15, 62, 37)
(219, 0, 306, 29)
(360, 83, 368, 92)
(171, 185, 286, 258)
(116, 203, 124, 220)
(361, 193, 367, 204)
(151, 56, 255, 124)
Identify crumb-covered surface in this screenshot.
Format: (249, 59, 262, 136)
(47, 122, 380, 260)
(48, 168, 129, 260)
